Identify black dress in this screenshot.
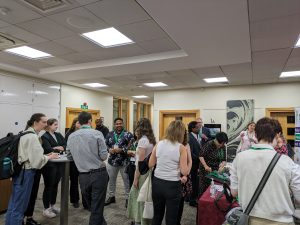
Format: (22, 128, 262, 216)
(198, 140, 225, 197)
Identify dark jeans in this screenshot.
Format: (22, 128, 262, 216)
(41, 163, 62, 209)
(176, 197, 185, 225)
(190, 163, 199, 202)
(79, 168, 108, 225)
(6, 170, 36, 225)
(152, 176, 181, 225)
(24, 170, 41, 217)
(125, 163, 136, 189)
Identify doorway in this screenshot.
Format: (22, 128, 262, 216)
(159, 110, 200, 140)
(66, 107, 100, 131)
(266, 108, 295, 148)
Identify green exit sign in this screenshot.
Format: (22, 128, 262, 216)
(81, 105, 88, 109)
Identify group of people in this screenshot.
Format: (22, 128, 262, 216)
(4, 111, 300, 225)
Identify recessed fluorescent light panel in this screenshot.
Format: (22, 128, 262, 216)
(144, 82, 168, 87)
(81, 27, 134, 48)
(203, 77, 228, 83)
(5, 46, 52, 59)
(84, 83, 107, 88)
(280, 71, 300, 78)
(295, 36, 300, 48)
(133, 95, 148, 99)
(49, 86, 61, 90)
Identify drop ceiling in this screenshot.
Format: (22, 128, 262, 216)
(0, 0, 299, 103)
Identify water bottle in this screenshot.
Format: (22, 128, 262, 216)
(210, 178, 216, 198)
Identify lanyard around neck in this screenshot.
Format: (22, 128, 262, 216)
(250, 146, 273, 151)
(81, 125, 91, 129)
(114, 129, 124, 143)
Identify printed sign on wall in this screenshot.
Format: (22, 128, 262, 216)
(226, 99, 254, 162)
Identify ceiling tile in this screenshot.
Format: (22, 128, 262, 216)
(285, 48, 300, 68)
(221, 63, 252, 82)
(0, 19, 10, 28)
(252, 48, 291, 77)
(0, 25, 47, 44)
(81, 44, 147, 61)
(84, 0, 150, 26)
(19, 59, 50, 69)
(0, 0, 42, 24)
(7, 60, 49, 71)
(137, 37, 180, 54)
(59, 52, 96, 63)
(39, 57, 73, 66)
(75, 0, 99, 5)
(249, 0, 300, 22)
(54, 35, 98, 52)
(192, 66, 224, 78)
(252, 77, 279, 84)
(117, 20, 168, 42)
(48, 7, 108, 34)
(29, 41, 75, 56)
(18, 17, 75, 40)
(0, 51, 28, 62)
(250, 14, 300, 51)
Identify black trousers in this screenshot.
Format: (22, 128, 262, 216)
(70, 162, 79, 204)
(79, 168, 108, 225)
(41, 163, 62, 209)
(70, 162, 89, 208)
(24, 170, 41, 217)
(190, 162, 199, 202)
(152, 176, 181, 225)
(176, 197, 185, 225)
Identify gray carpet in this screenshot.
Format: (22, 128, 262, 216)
(0, 175, 197, 225)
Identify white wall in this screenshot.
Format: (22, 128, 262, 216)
(60, 84, 113, 134)
(0, 71, 60, 137)
(153, 82, 300, 138)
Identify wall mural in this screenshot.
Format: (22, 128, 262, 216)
(226, 99, 254, 161)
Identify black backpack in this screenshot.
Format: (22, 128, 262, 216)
(0, 131, 34, 180)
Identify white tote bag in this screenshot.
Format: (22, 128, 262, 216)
(137, 171, 152, 202)
(143, 201, 154, 219)
(142, 171, 153, 219)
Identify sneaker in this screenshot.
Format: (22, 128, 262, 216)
(26, 217, 41, 225)
(51, 205, 60, 214)
(43, 208, 56, 218)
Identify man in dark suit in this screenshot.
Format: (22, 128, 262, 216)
(196, 118, 212, 145)
(188, 121, 201, 207)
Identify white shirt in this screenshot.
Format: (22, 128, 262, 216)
(154, 140, 181, 181)
(230, 144, 300, 223)
(135, 136, 153, 166)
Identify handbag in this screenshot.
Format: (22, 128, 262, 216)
(141, 170, 154, 219)
(223, 153, 281, 225)
(214, 183, 235, 213)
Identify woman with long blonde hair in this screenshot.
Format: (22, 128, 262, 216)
(149, 120, 188, 225)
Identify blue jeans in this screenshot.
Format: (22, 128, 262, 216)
(5, 169, 36, 225)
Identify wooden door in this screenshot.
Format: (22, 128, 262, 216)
(266, 108, 295, 148)
(159, 110, 200, 140)
(66, 108, 100, 129)
(0, 179, 12, 212)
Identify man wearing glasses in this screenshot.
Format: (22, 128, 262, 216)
(196, 118, 212, 146)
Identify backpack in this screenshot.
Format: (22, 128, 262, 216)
(0, 131, 34, 180)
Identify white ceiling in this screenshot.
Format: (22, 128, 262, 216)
(0, 0, 299, 103)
